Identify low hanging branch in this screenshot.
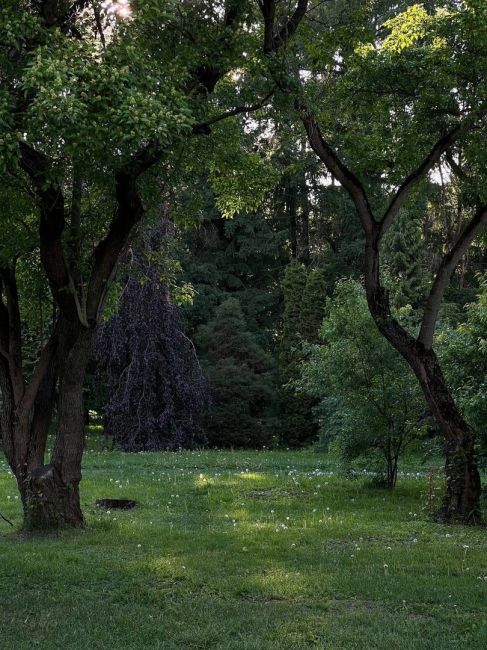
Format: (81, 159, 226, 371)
(0, 509, 14, 527)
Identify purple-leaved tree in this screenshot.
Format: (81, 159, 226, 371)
(97, 213, 209, 451)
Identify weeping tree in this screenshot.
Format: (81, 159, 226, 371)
(0, 0, 309, 530)
(98, 215, 209, 451)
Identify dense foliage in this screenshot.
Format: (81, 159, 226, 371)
(196, 298, 277, 448)
(299, 280, 426, 487)
(98, 219, 209, 451)
(438, 278, 487, 454)
(279, 261, 327, 447)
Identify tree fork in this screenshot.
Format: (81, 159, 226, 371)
(300, 110, 485, 523)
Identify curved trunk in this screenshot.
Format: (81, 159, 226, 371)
(364, 238, 482, 524)
(409, 347, 481, 524)
(4, 323, 95, 531)
(301, 111, 485, 524)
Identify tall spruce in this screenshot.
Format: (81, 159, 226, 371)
(279, 261, 327, 447)
(197, 298, 277, 448)
(384, 207, 426, 309)
(300, 268, 329, 343)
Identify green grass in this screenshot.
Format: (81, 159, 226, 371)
(1, 448, 487, 649)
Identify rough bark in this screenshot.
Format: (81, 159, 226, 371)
(363, 234, 482, 523)
(16, 325, 94, 530)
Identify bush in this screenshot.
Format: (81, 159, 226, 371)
(299, 279, 426, 487)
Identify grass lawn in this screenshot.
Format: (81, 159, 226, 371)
(1, 448, 487, 649)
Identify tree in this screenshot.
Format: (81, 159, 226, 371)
(269, 0, 487, 522)
(383, 203, 427, 310)
(0, 0, 310, 529)
(178, 183, 288, 351)
(97, 215, 209, 452)
(299, 280, 425, 488)
(197, 298, 277, 448)
(279, 261, 327, 446)
(300, 267, 329, 342)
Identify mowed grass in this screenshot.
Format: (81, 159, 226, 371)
(1, 448, 487, 650)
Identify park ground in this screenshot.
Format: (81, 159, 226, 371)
(1, 448, 487, 649)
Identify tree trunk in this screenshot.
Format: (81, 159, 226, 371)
(381, 335, 481, 522)
(19, 463, 78, 531)
(412, 347, 482, 524)
(365, 239, 482, 522)
(19, 327, 94, 530)
(384, 441, 396, 489)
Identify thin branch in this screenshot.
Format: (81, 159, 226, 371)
(379, 124, 465, 236)
(445, 150, 470, 183)
(418, 204, 487, 348)
(192, 89, 274, 133)
(91, 1, 106, 49)
(0, 510, 14, 527)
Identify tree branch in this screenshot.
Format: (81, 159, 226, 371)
(19, 319, 61, 417)
(0, 510, 14, 527)
(445, 150, 469, 182)
(18, 142, 83, 323)
(85, 168, 147, 324)
(273, 0, 309, 51)
(0, 265, 24, 404)
(192, 89, 275, 133)
(301, 113, 377, 235)
(34, 0, 91, 32)
(379, 125, 464, 236)
(418, 204, 487, 348)
(259, 0, 309, 53)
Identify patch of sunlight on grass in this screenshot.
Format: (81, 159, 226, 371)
(237, 472, 267, 481)
(238, 568, 310, 602)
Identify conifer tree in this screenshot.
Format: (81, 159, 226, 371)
(279, 261, 308, 381)
(300, 268, 328, 343)
(197, 298, 277, 448)
(384, 208, 426, 309)
(278, 261, 326, 447)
